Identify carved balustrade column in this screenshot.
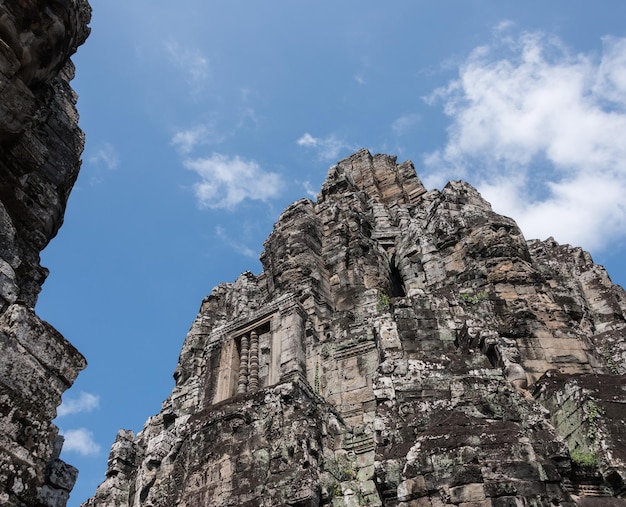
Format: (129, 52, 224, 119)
(248, 330, 259, 392)
(237, 334, 249, 394)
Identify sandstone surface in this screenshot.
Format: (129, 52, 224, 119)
(86, 150, 626, 506)
(0, 1, 91, 506)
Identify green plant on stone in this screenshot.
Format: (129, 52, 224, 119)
(585, 400, 604, 443)
(459, 290, 489, 305)
(332, 482, 341, 498)
(602, 347, 621, 375)
(570, 448, 598, 467)
(459, 293, 473, 304)
(377, 292, 391, 312)
(340, 465, 357, 481)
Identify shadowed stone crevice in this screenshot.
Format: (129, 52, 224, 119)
(388, 254, 406, 298)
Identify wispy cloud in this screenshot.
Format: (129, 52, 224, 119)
(494, 20, 515, 33)
(164, 39, 209, 89)
(57, 391, 99, 418)
(297, 133, 356, 162)
(88, 143, 119, 170)
(424, 30, 626, 251)
(171, 123, 228, 155)
(215, 226, 258, 258)
(184, 153, 284, 209)
(61, 428, 101, 456)
(391, 114, 421, 136)
(172, 127, 205, 155)
(302, 180, 318, 199)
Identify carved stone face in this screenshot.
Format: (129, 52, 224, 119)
(0, 0, 80, 86)
(0, 0, 90, 140)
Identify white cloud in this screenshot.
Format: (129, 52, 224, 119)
(391, 114, 421, 136)
(424, 30, 626, 251)
(302, 180, 318, 199)
(215, 226, 258, 258)
(493, 20, 515, 34)
(164, 39, 209, 88)
(171, 123, 228, 155)
(172, 127, 205, 155)
(297, 133, 356, 161)
(88, 143, 119, 170)
(57, 391, 99, 418)
(184, 153, 284, 209)
(61, 428, 101, 456)
(296, 133, 317, 148)
(594, 36, 626, 105)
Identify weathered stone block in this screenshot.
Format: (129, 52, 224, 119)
(448, 483, 486, 504)
(397, 476, 427, 501)
(46, 459, 78, 491)
(38, 485, 70, 507)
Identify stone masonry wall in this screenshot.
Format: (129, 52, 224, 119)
(0, 1, 91, 506)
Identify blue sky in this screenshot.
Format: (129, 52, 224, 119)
(36, 1, 626, 505)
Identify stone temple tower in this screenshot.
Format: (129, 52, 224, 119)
(86, 150, 626, 507)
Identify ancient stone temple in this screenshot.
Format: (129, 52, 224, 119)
(86, 150, 626, 506)
(0, 1, 92, 506)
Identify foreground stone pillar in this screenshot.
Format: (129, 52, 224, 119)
(248, 330, 259, 391)
(237, 334, 249, 394)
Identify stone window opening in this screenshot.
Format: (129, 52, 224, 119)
(235, 320, 271, 395)
(210, 302, 308, 406)
(214, 320, 272, 404)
